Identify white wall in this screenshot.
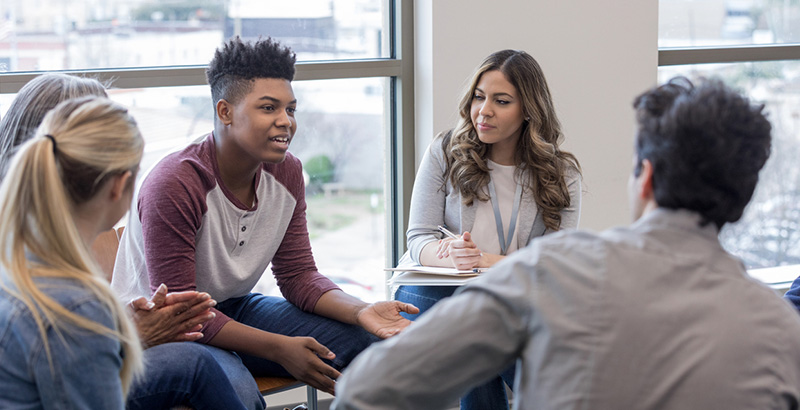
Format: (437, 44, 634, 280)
(414, 0, 658, 231)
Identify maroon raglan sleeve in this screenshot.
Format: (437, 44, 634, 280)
(269, 154, 340, 312)
(137, 152, 233, 343)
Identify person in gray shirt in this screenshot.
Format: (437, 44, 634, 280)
(332, 77, 800, 410)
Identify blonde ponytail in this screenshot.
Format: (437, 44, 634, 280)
(0, 96, 143, 394)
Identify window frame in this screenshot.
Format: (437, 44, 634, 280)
(659, 43, 800, 66)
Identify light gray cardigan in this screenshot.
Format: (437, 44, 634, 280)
(404, 139, 582, 265)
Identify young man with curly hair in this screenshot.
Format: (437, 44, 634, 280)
(333, 77, 800, 409)
(112, 37, 417, 401)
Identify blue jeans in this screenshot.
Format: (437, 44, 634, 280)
(216, 293, 381, 376)
(127, 342, 262, 410)
(204, 345, 266, 410)
(396, 285, 516, 410)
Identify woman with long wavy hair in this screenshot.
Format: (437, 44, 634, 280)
(395, 49, 582, 410)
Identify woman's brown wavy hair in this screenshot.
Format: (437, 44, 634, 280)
(443, 49, 580, 231)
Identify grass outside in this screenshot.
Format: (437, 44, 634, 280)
(305, 190, 383, 239)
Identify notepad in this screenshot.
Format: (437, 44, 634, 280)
(384, 266, 488, 276)
(389, 272, 479, 286)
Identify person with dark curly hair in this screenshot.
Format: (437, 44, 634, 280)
(333, 77, 800, 409)
(112, 36, 418, 398)
(395, 49, 581, 410)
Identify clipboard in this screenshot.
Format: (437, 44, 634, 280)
(385, 266, 488, 287)
(384, 266, 487, 276)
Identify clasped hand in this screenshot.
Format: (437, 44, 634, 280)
(436, 231, 483, 270)
(128, 283, 217, 348)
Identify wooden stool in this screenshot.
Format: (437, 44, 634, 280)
(255, 377, 317, 410)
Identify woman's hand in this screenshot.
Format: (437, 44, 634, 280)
(275, 336, 341, 395)
(128, 284, 216, 348)
(355, 301, 419, 338)
(436, 231, 482, 270)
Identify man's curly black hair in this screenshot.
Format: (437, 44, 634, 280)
(633, 76, 771, 229)
(206, 36, 297, 107)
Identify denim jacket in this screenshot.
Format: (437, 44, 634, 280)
(0, 276, 125, 409)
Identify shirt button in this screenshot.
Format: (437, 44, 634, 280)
(239, 241, 245, 246)
(241, 226, 247, 232)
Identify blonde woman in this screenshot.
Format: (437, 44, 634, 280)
(396, 49, 582, 410)
(0, 95, 253, 410)
(0, 97, 144, 408)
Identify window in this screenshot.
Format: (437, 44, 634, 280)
(258, 77, 390, 302)
(659, 0, 800, 288)
(0, 0, 389, 72)
(0, 0, 415, 302)
(660, 0, 800, 47)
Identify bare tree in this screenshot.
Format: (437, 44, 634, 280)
(720, 82, 800, 268)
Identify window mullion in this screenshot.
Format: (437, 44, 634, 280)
(659, 44, 800, 66)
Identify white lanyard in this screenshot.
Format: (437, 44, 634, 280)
(487, 176, 522, 256)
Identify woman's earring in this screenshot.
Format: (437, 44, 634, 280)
(525, 117, 531, 121)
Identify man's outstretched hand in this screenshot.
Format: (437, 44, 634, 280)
(356, 301, 419, 339)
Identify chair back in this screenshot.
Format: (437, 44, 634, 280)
(90, 226, 124, 282)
